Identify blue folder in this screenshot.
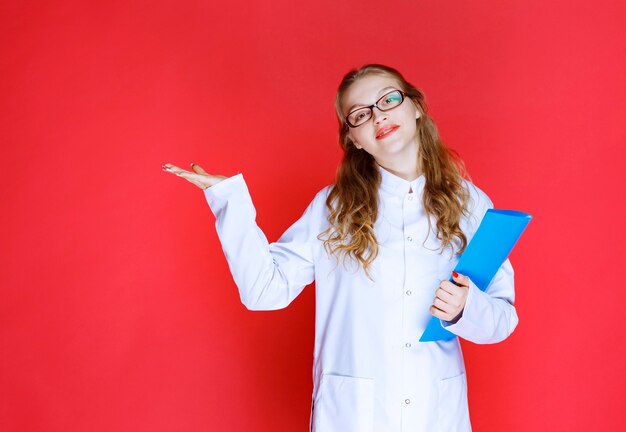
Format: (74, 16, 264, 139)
(419, 209, 533, 342)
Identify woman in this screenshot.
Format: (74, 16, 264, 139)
(162, 64, 518, 432)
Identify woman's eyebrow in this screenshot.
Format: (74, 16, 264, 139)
(347, 86, 397, 113)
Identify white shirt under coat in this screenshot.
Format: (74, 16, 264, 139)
(203, 163, 518, 432)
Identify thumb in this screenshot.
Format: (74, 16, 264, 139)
(451, 271, 470, 288)
(190, 163, 209, 175)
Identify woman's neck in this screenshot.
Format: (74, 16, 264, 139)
(377, 161, 422, 182)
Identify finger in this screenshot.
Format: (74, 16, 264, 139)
(451, 271, 470, 288)
(434, 287, 454, 304)
(439, 280, 465, 297)
(190, 163, 209, 175)
(162, 163, 189, 175)
(162, 163, 183, 170)
(177, 170, 208, 183)
(429, 305, 441, 318)
(429, 305, 451, 321)
(433, 297, 451, 312)
(165, 165, 199, 180)
(177, 172, 212, 189)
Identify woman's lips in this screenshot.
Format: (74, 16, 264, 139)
(376, 125, 399, 139)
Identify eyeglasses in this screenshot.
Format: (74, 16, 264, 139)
(345, 90, 406, 128)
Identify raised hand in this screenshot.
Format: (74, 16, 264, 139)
(162, 163, 227, 190)
(429, 271, 471, 323)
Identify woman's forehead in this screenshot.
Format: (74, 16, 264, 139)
(342, 74, 402, 110)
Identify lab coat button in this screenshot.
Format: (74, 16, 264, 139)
(407, 236, 413, 242)
(405, 342, 412, 348)
(408, 195, 414, 201)
(405, 399, 411, 404)
(406, 290, 412, 296)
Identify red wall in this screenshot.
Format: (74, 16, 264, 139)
(2, 0, 625, 430)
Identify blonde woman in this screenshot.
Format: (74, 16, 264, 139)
(163, 64, 518, 432)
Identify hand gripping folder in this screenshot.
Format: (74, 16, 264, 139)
(419, 209, 533, 342)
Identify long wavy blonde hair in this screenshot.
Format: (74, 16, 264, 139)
(318, 64, 471, 280)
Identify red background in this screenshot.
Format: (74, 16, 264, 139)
(2, 0, 625, 430)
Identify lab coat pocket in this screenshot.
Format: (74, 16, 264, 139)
(313, 373, 374, 432)
(437, 372, 471, 432)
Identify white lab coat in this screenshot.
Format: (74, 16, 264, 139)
(203, 163, 518, 432)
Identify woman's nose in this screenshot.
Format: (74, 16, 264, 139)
(372, 107, 388, 124)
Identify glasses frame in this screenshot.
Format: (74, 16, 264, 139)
(345, 89, 407, 128)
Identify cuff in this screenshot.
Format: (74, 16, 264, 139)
(440, 277, 482, 334)
(203, 173, 246, 213)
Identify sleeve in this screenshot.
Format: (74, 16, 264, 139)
(203, 173, 326, 311)
(440, 184, 519, 344)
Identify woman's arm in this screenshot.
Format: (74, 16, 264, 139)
(441, 259, 518, 344)
(438, 182, 520, 344)
(204, 173, 326, 310)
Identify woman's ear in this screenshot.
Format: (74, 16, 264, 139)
(347, 131, 361, 149)
(410, 99, 422, 119)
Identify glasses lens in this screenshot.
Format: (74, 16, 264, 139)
(378, 91, 403, 111)
(348, 108, 372, 127)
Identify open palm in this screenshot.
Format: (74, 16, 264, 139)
(162, 163, 227, 190)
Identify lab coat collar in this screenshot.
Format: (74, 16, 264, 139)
(376, 163, 425, 197)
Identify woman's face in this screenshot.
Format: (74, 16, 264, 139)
(342, 74, 421, 172)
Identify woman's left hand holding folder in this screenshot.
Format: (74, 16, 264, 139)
(430, 271, 471, 324)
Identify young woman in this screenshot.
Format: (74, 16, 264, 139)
(162, 64, 518, 432)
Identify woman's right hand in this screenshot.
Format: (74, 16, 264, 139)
(162, 162, 227, 190)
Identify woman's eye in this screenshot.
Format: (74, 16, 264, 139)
(382, 94, 400, 106)
(350, 110, 368, 123)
